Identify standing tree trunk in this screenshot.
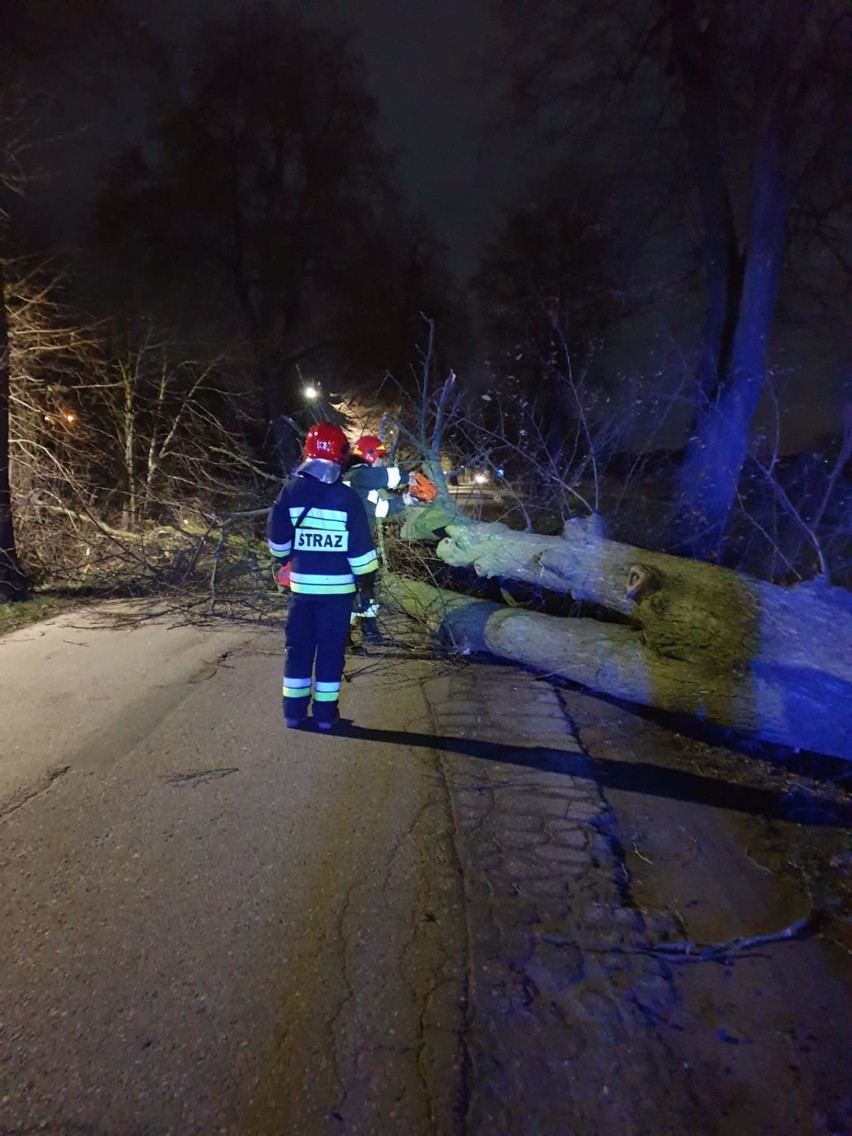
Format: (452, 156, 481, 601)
(667, 0, 743, 418)
(674, 0, 811, 560)
(121, 353, 137, 529)
(0, 259, 29, 601)
(676, 119, 792, 559)
(262, 359, 302, 474)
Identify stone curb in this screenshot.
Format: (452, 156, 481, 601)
(425, 664, 700, 1135)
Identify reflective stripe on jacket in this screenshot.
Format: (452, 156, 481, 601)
(343, 461, 411, 526)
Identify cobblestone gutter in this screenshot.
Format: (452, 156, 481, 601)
(425, 663, 704, 1136)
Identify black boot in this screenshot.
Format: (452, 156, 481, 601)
(362, 617, 383, 645)
(283, 696, 308, 729)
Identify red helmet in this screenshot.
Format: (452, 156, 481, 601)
(353, 434, 387, 465)
(303, 422, 350, 464)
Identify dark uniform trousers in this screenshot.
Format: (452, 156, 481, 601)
(284, 593, 353, 725)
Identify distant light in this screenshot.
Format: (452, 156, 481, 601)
(64, 412, 76, 423)
(496, 467, 504, 478)
(303, 385, 319, 400)
(474, 472, 489, 485)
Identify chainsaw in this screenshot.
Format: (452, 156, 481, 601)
(408, 471, 438, 502)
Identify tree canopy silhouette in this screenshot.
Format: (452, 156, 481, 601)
(95, 5, 458, 469)
(488, 0, 850, 561)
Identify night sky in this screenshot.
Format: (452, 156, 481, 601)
(17, 0, 526, 277)
(310, 0, 525, 275)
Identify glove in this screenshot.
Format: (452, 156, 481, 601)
(274, 561, 291, 589)
(355, 574, 377, 615)
(408, 471, 438, 502)
(357, 573, 376, 605)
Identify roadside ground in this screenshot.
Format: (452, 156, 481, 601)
(353, 608, 852, 1134)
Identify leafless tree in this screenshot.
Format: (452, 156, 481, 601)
(486, 0, 850, 562)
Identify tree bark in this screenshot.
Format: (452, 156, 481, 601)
(395, 509, 852, 760)
(0, 259, 29, 601)
(385, 570, 850, 761)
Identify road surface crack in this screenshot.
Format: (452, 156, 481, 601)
(0, 764, 71, 822)
(163, 766, 239, 785)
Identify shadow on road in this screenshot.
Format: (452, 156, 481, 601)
(332, 722, 851, 829)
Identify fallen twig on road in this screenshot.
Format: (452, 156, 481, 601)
(540, 911, 823, 964)
(627, 912, 820, 962)
(164, 766, 240, 786)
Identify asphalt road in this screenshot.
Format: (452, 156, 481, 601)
(0, 604, 467, 1134)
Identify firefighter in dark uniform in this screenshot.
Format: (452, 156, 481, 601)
(342, 434, 436, 643)
(268, 422, 378, 730)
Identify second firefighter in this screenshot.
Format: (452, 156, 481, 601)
(342, 433, 436, 643)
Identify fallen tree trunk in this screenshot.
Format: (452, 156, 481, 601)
(403, 512, 852, 673)
(384, 573, 852, 760)
(394, 508, 852, 760)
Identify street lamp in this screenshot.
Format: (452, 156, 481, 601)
(302, 384, 319, 401)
